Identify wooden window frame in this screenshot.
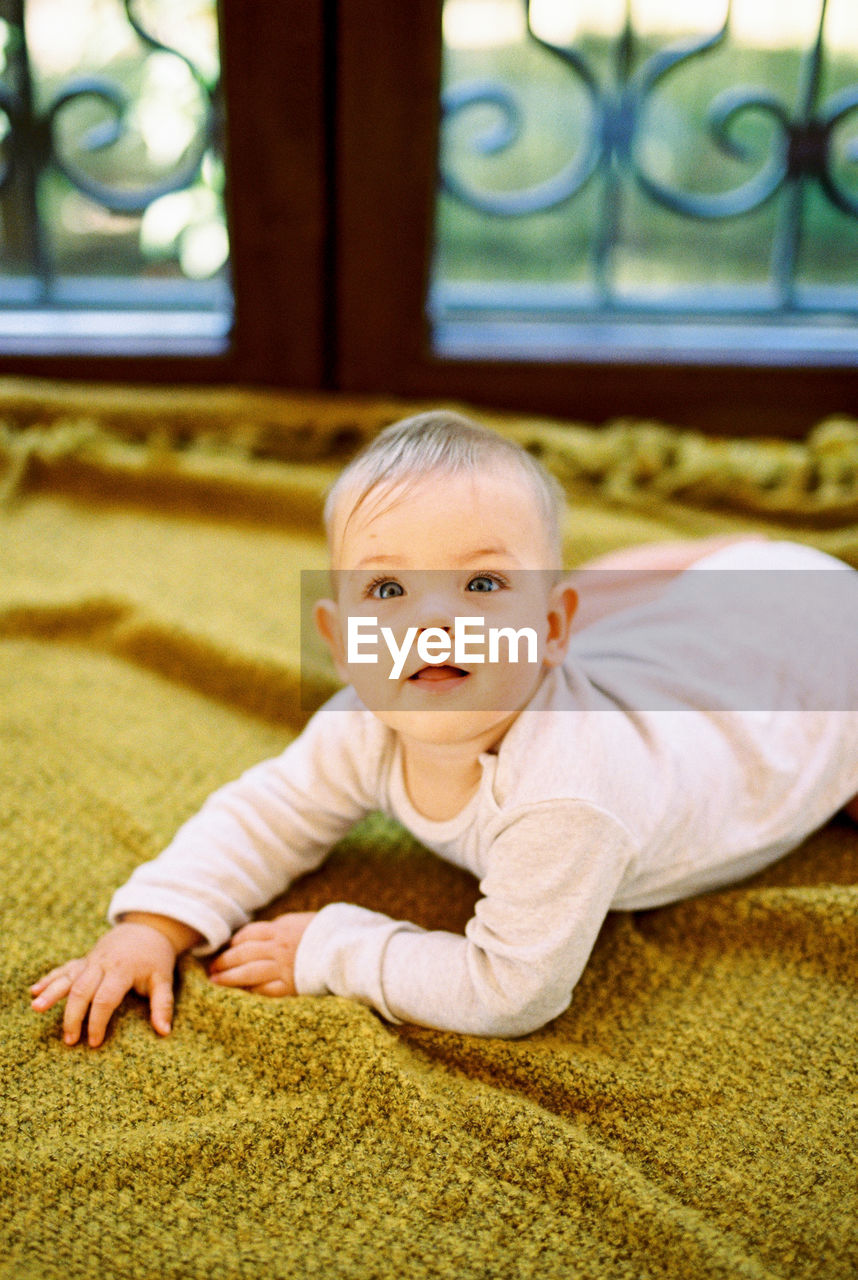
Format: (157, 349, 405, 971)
(0, 0, 854, 438)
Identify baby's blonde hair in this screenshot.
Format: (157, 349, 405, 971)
(324, 410, 565, 567)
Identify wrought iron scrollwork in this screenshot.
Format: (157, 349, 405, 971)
(441, 48, 602, 216)
(439, 0, 858, 311)
(629, 17, 790, 220)
(0, 0, 220, 281)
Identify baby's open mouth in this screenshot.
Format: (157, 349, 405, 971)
(408, 665, 470, 683)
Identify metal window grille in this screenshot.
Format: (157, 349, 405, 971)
(0, 0, 230, 353)
(432, 0, 858, 365)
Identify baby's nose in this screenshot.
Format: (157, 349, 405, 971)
(418, 616, 453, 635)
(414, 593, 457, 631)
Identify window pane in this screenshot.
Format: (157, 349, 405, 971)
(432, 0, 858, 364)
(0, 0, 230, 352)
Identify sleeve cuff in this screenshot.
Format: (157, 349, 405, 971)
(293, 902, 423, 1023)
(107, 885, 241, 956)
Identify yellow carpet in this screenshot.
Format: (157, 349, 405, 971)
(2, 380, 858, 1280)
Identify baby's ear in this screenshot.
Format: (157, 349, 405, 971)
(543, 579, 578, 668)
(313, 599, 347, 678)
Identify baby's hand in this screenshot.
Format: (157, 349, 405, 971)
(208, 912, 317, 997)
(30, 915, 196, 1048)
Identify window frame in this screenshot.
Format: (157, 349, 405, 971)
(0, 0, 854, 438)
(0, 0, 331, 389)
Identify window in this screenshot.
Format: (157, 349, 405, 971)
(0, 0, 230, 354)
(433, 0, 858, 366)
(0, 0, 329, 386)
(0, 0, 854, 435)
(335, 0, 858, 435)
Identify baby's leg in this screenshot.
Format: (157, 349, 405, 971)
(570, 534, 766, 631)
(575, 532, 766, 575)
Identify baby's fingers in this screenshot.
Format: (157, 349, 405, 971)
(30, 960, 86, 1011)
(210, 960, 275, 989)
(84, 971, 137, 1048)
(30, 965, 66, 995)
(209, 939, 269, 973)
(147, 976, 174, 1038)
(250, 979, 293, 998)
(61, 963, 105, 1045)
(229, 921, 273, 945)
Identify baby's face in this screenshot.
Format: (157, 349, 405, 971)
(315, 466, 576, 749)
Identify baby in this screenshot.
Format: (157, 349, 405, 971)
(31, 411, 858, 1045)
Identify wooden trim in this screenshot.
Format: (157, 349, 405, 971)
(386, 357, 858, 440)
(0, 352, 228, 385)
(335, 0, 442, 393)
(219, 0, 330, 386)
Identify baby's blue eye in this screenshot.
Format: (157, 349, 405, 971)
(467, 575, 501, 593)
(371, 580, 404, 599)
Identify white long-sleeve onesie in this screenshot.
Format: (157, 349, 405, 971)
(109, 541, 858, 1037)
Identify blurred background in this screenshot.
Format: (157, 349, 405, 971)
(436, 0, 858, 316)
(0, 0, 855, 433)
(0, 0, 228, 348)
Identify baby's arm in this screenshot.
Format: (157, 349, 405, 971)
(30, 912, 201, 1047)
(293, 803, 638, 1037)
(32, 696, 380, 1045)
(106, 694, 380, 951)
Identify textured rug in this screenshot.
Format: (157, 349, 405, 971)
(2, 379, 858, 1280)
